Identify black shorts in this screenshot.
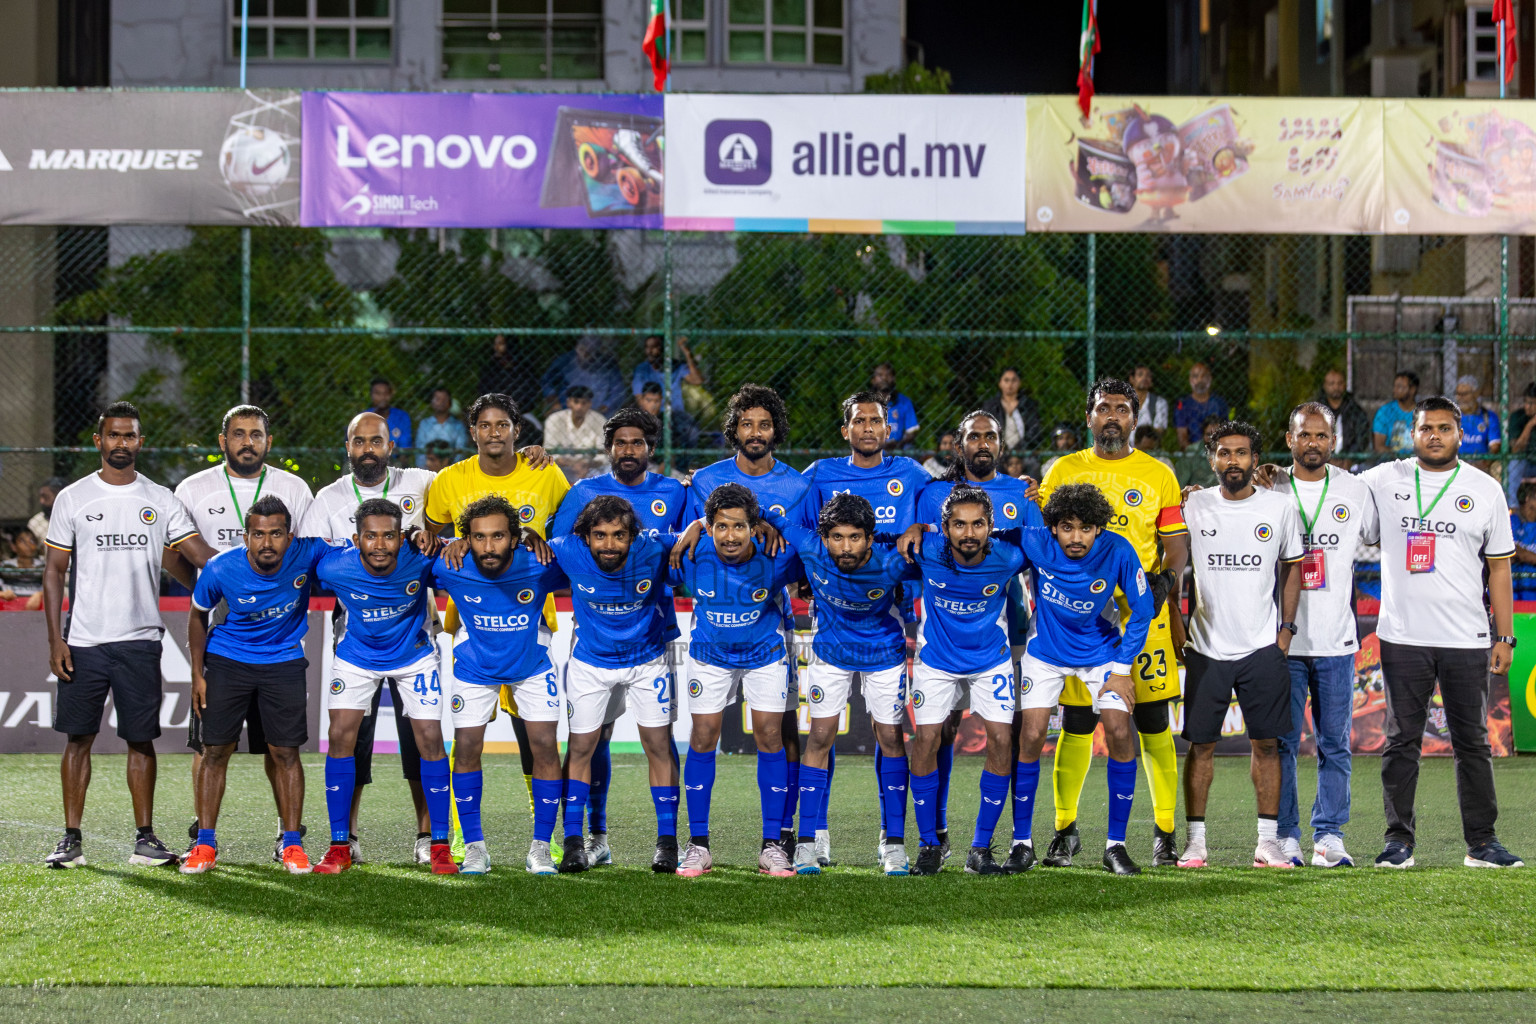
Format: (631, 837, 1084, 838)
(187, 682, 268, 755)
(1181, 645, 1292, 744)
(200, 653, 309, 749)
(55, 640, 162, 743)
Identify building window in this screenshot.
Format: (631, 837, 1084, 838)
(671, 0, 709, 64)
(229, 0, 393, 62)
(1467, 4, 1499, 82)
(441, 0, 602, 81)
(726, 0, 844, 66)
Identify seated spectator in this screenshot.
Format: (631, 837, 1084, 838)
(1, 529, 44, 609)
(1129, 364, 1170, 432)
(632, 334, 704, 412)
(1134, 425, 1175, 470)
(870, 362, 919, 451)
(479, 333, 544, 432)
(923, 429, 958, 478)
(980, 367, 1042, 451)
(1454, 375, 1501, 465)
(1001, 454, 1028, 479)
(543, 385, 608, 479)
(1318, 368, 1371, 462)
(1174, 362, 1229, 447)
(1372, 370, 1419, 456)
(1511, 482, 1536, 601)
(423, 439, 454, 474)
(541, 335, 627, 416)
(416, 386, 470, 468)
(1175, 415, 1224, 489)
(1040, 423, 1080, 478)
(632, 381, 699, 471)
(365, 377, 413, 451)
(1505, 382, 1536, 505)
(29, 476, 66, 546)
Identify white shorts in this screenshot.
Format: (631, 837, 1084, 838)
(683, 656, 795, 715)
(910, 653, 1015, 726)
(327, 653, 443, 720)
(451, 668, 560, 728)
(802, 655, 908, 725)
(1016, 653, 1125, 714)
(566, 654, 676, 734)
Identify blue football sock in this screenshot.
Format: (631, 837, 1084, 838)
(817, 745, 835, 832)
(530, 778, 561, 843)
(280, 830, 300, 851)
(419, 756, 452, 843)
(797, 765, 829, 839)
(781, 758, 800, 835)
(588, 737, 612, 833)
(1107, 756, 1137, 845)
(454, 770, 484, 844)
(324, 756, 355, 844)
(684, 748, 716, 840)
(1013, 760, 1041, 842)
(563, 779, 590, 839)
(936, 742, 954, 832)
(911, 769, 940, 846)
(972, 769, 1010, 848)
(757, 749, 789, 841)
(197, 828, 217, 850)
(651, 786, 680, 837)
(879, 754, 909, 841)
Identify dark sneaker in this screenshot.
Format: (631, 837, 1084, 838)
(557, 834, 590, 874)
(1103, 843, 1142, 876)
(271, 823, 308, 864)
(1466, 840, 1525, 868)
(186, 818, 200, 843)
(1374, 841, 1415, 869)
(129, 833, 178, 867)
(1043, 823, 1081, 867)
(911, 843, 944, 875)
(937, 831, 952, 864)
(1003, 841, 1038, 874)
(45, 833, 84, 869)
(964, 845, 1004, 875)
(1152, 826, 1178, 867)
(651, 837, 679, 874)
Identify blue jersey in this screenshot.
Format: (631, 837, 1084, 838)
(550, 533, 675, 668)
(550, 471, 689, 537)
(669, 539, 802, 669)
(194, 537, 335, 664)
(318, 544, 435, 672)
(1512, 513, 1536, 601)
(800, 454, 931, 532)
(429, 548, 564, 686)
(765, 510, 915, 672)
(918, 474, 1043, 644)
(912, 536, 1025, 675)
(1014, 526, 1151, 673)
(686, 456, 811, 523)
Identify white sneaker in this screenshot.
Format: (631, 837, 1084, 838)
(793, 841, 821, 875)
(525, 839, 557, 875)
(876, 828, 886, 861)
(1280, 836, 1305, 867)
(677, 842, 713, 877)
(1253, 837, 1294, 868)
(815, 828, 832, 868)
(347, 834, 365, 865)
(758, 843, 794, 877)
(412, 835, 430, 865)
(880, 844, 910, 876)
(1176, 837, 1208, 868)
(1311, 834, 1354, 868)
(461, 840, 491, 875)
(584, 832, 612, 867)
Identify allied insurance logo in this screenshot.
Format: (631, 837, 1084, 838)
(704, 120, 772, 186)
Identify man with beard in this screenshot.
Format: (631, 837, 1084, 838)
(1360, 397, 1525, 869)
(550, 407, 688, 868)
(172, 405, 313, 863)
(1038, 379, 1189, 869)
(44, 402, 216, 868)
(1179, 421, 1303, 869)
(300, 411, 437, 863)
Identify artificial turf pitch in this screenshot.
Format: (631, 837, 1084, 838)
(0, 752, 1532, 1021)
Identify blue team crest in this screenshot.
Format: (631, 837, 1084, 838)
(636, 579, 653, 594)
(329, 679, 345, 694)
(688, 679, 703, 698)
(1020, 677, 1033, 694)
(405, 580, 421, 596)
(1123, 488, 1143, 507)
(1002, 502, 1018, 520)
(450, 694, 464, 713)
(651, 499, 667, 517)
(139, 507, 157, 525)
(1090, 578, 1107, 594)
(912, 690, 925, 708)
(293, 574, 308, 589)
(1332, 504, 1350, 522)
(770, 504, 786, 516)
(518, 505, 535, 523)
(1456, 495, 1474, 513)
(867, 588, 886, 600)
(982, 583, 999, 597)
(400, 496, 416, 514)
(1254, 523, 1273, 541)
(809, 685, 825, 703)
(886, 479, 903, 497)
(516, 588, 535, 604)
(751, 587, 770, 602)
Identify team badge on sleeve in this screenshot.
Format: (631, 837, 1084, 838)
(636, 579, 653, 594)
(293, 574, 308, 589)
(1123, 489, 1143, 507)
(1090, 578, 1108, 594)
(405, 580, 421, 595)
(982, 584, 999, 597)
(516, 588, 535, 604)
(651, 499, 667, 517)
(887, 479, 904, 497)
(139, 507, 158, 525)
(1456, 495, 1474, 513)
(751, 587, 770, 602)
(1254, 524, 1273, 541)
(1332, 504, 1350, 522)
(1002, 502, 1018, 520)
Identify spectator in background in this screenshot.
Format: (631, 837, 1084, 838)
(480, 333, 543, 433)
(541, 335, 627, 416)
(0, 529, 44, 609)
(1511, 482, 1536, 601)
(1455, 375, 1501, 468)
(633, 334, 704, 411)
(29, 476, 66, 546)
(366, 378, 412, 451)
(1135, 425, 1175, 470)
(980, 366, 1042, 453)
(1505, 383, 1536, 505)
(422, 439, 454, 474)
(1372, 370, 1419, 456)
(870, 362, 919, 451)
(923, 429, 957, 478)
(543, 385, 608, 479)
(1176, 415, 1224, 489)
(632, 381, 699, 471)
(1174, 362, 1229, 447)
(1319, 368, 1371, 462)
(1129, 364, 1170, 432)
(1001, 454, 1028, 479)
(415, 386, 471, 468)
(1040, 423, 1080, 478)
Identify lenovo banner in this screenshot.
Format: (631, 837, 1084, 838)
(300, 92, 664, 228)
(0, 90, 300, 225)
(664, 94, 1029, 233)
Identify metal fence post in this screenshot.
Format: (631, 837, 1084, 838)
(1500, 233, 1511, 485)
(1085, 233, 1097, 385)
(240, 226, 251, 405)
(662, 227, 674, 475)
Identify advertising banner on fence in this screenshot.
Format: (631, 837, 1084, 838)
(300, 92, 664, 229)
(0, 90, 300, 225)
(1026, 95, 1385, 234)
(664, 94, 1029, 233)
(1382, 99, 1536, 235)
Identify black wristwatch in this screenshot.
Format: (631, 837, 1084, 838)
(1495, 635, 1518, 648)
(1278, 622, 1298, 636)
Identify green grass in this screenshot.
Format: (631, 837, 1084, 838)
(0, 753, 1533, 996)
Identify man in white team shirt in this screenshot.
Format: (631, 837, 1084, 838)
(1360, 396, 1524, 869)
(299, 411, 436, 863)
(43, 401, 217, 869)
(1179, 420, 1303, 869)
(1266, 403, 1379, 869)
(172, 404, 313, 859)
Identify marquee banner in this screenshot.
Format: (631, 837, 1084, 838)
(1383, 99, 1536, 235)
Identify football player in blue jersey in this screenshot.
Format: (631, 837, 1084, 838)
(182, 496, 335, 875)
(1011, 483, 1154, 875)
(312, 498, 457, 876)
(761, 494, 918, 875)
(550, 407, 688, 868)
(668, 483, 804, 877)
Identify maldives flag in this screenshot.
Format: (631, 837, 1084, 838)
(642, 0, 669, 92)
(1077, 0, 1100, 119)
(1493, 0, 1517, 84)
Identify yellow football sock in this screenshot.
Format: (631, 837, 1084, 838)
(524, 772, 535, 817)
(1139, 727, 1179, 833)
(1052, 729, 1094, 831)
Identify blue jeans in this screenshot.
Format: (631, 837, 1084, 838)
(1278, 654, 1354, 842)
(1506, 459, 1529, 506)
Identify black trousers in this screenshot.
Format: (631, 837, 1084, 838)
(1378, 640, 1499, 848)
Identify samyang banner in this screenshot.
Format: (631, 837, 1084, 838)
(300, 92, 664, 228)
(1026, 95, 1385, 234)
(0, 90, 300, 225)
(664, 94, 1029, 233)
(1383, 99, 1536, 235)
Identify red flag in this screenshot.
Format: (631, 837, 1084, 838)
(642, 0, 669, 92)
(1494, 0, 1518, 85)
(1077, 0, 1100, 120)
